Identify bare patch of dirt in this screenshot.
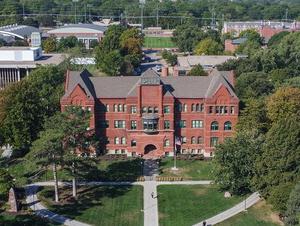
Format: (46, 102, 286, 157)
(253, 200, 284, 225)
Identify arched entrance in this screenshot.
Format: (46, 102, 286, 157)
(144, 144, 157, 155)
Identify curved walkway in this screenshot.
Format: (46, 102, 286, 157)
(193, 192, 261, 226)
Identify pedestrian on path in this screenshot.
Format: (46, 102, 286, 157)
(151, 192, 154, 198)
(202, 221, 206, 226)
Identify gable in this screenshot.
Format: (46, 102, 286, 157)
(69, 84, 88, 105)
(212, 84, 233, 103)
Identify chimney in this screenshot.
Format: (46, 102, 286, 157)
(161, 67, 168, 77)
(228, 70, 236, 87)
(65, 70, 70, 92)
(173, 66, 179, 76)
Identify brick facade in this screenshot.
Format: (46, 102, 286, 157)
(61, 69, 239, 158)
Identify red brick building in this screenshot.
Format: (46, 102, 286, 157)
(61, 69, 239, 158)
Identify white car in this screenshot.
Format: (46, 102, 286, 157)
(155, 65, 162, 72)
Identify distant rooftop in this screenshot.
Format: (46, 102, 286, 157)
(177, 55, 236, 69)
(232, 37, 248, 45)
(0, 24, 40, 40)
(48, 24, 107, 34)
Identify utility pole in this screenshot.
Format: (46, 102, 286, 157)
(22, 2, 25, 19)
(139, 0, 145, 30)
(285, 8, 288, 22)
(87, 4, 92, 21)
(156, 4, 159, 27)
(85, 4, 87, 23)
(73, 0, 79, 24)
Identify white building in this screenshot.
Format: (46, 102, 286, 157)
(48, 24, 107, 49)
(0, 47, 65, 89)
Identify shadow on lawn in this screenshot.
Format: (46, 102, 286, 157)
(39, 185, 134, 219)
(0, 213, 60, 226)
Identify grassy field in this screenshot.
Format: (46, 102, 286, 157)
(144, 36, 177, 48)
(159, 158, 214, 180)
(158, 185, 245, 226)
(0, 213, 60, 226)
(217, 200, 283, 226)
(38, 185, 143, 226)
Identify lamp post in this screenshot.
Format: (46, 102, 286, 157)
(172, 145, 178, 171)
(139, 0, 145, 30)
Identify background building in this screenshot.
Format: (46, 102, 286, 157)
(0, 47, 65, 89)
(61, 68, 239, 158)
(0, 24, 40, 44)
(48, 24, 107, 49)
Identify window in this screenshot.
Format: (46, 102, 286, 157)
(177, 103, 183, 112)
(224, 106, 228, 114)
(177, 120, 186, 128)
(211, 121, 219, 131)
(105, 104, 109, 112)
(114, 120, 125, 128)
(192, 120, 203, 128)
(199, 104, 204, 112)
(209, 106, 214, 114)
(114, 104, 118, 112)
(131, 106, 137, 114)
(197, 136, 203, 144)
(182, 136, 187, 144)
(164, 106, 170, 114)
(192, 104, 196, 112)
(154, 107, 159, 114)
(224, 121, 232, 131)
(118, 104, 123, 112)
(230, 106, 235, 114)
(114, 137, 120, 144)
(164, 120, 170, 129)
(123, 105, 127, 112)
(131, 140, 136, 147)
(183, 104, 188, 112)
(148, 107, 153, 113)
(164, 139, 170, 147)
(142, 107, 147, 113)
(220, 106, 225, 114)
(131, 120, 137, 130)
(121, 137, 126, 144)
(210, 137, 219, 147)
(143, 120, 158, 130)
(191, 136, 196, 144)
(215, 106, 220, 114)
(121, 149, 126, 154)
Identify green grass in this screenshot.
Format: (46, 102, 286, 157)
(38, 185, 143, 226)
(144, 37, 176, 48)
(158, 185, 245, 226)
(217, 201, 282, 226)
(0, 213, 60, 226)
(159, 158, 214, 180)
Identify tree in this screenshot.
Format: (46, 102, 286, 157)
(100, 25, 125, 52)
(266, 87, 300, 123)
(30, 126, 64, 202)
(0, 168, 13, 200)
(214, 130, 264, 195)
(285, 183, 300, 226)
(96, 50, 123, 76)
(194, 37, 223, 55)
(0, 66, 64, 152)
(268, 31, 290, 47)
(120, 28, 143, 56)
(239, 29, 262, 44)
(43, 36, 57, 53)
(172, 24, 206, 52)
(60, 106, 93, 198)
(187, 64, 207, 76)
(235, 40, 261, 56)
(161, 50, 177, 66)
(57, 36, 84, 51)
(252, 110, 300, 212)
(236, 72, 274, 100)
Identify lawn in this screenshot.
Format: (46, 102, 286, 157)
(217, 200, 283, 226)
(0, 213, 60, 226)
(38, 185, 143, 226)
(144, 36, 177, 48)
(158, 185, 245, 226)
(159, 158, 214, 180)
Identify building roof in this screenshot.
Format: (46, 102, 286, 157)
(177, 55, 236, 69)
(63, 68, 238, 100)
(0, 24, 40, 40)
(231, 37, 248, 45)
(48, 24, 107, 35)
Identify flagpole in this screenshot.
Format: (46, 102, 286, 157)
(172, 141, 178, 171)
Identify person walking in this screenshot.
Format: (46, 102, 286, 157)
(151, 192, 154, 198)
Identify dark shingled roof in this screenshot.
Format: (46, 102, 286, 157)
(63, 68, 237, 99)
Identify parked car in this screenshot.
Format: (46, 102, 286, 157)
(155, 65, 162, 72)
(142, 55, 151, 63)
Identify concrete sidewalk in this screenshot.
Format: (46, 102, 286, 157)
(193, 192, 261, 226)
(143, 181, 159, 226)
(25, 185, 90, 226)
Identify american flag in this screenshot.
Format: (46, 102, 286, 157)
(175, 136, 182, 145)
